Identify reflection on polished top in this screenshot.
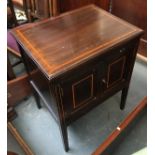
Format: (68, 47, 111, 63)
(11, 5, 143, 79)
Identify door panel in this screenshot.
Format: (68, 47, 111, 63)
(72, 74, 94, 108)
(107, 56, 126, 87)
(98, 41, 136, 91)
(60, 67, 97, 114)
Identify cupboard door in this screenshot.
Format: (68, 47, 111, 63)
(106, 56, 126, 88)
(72, 74, 94, 108)
(99, 44, 133, 90)
(60, 68, 97, 114)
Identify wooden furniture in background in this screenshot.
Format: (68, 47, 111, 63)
(7, 0, 18, 28)
(7, 122, 34, 155)
(7, 73, 33, 155)
(7, 30, 22, 70)
(26, 0, 59, 22)
(7, 29, 32, 107)
(7, 105, 17, 122)
(92, 97, 147, 155)
(7, 151, 19, 155)
(12, 0, 24, 10)
(7, 74, 32, 107)
(7, 105, 34, 155)
(111, 0, 147, 57)
(11, 5, 143, 151)
(7, 56, 16, 80)
(8, 0, 28, 27)
(58, 0, 110, 12)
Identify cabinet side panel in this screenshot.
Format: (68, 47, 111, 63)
(21, 49, 59, 119)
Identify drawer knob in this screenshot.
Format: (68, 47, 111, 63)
(120, 48, 126, 53)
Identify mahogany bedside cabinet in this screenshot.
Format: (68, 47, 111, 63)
(11, 5, 143, 151)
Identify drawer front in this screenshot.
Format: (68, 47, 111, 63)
(59, 67, 98, 114)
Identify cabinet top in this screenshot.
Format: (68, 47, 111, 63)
(11, 5, 143, 79)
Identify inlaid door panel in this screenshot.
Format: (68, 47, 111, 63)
(72, 74, 93, 108)
(98, 43, 133, 90)
(106, 56, 126, 87)
(60, 68, 97, 114)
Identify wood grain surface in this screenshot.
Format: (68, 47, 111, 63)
(11, 5, 143, 79)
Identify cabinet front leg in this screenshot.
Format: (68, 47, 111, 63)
(120, 86, 129, 110)
(59, 122, 69, 152)
(55, 85, 69, 151)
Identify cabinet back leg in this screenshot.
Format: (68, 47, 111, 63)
(120, 87, 129, 110)
(33, 90, 42, 109)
